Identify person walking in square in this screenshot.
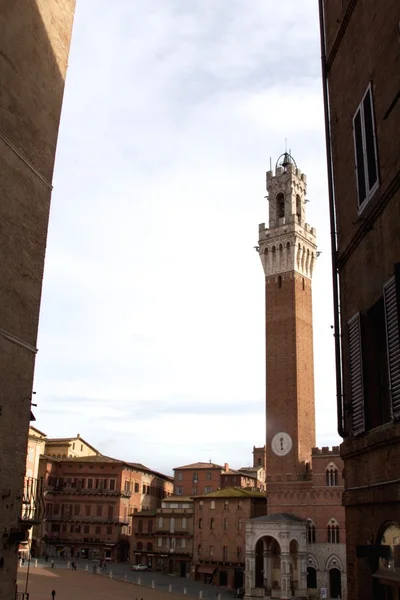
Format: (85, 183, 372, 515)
(51, 590, 56, 600)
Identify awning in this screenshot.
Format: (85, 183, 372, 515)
(197, 566, 216, 575)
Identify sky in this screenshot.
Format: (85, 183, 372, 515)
(33, 0, 340, 476)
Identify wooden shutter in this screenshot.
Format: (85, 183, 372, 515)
(384, 277, 400, 418)
(348, 313, 365, 434)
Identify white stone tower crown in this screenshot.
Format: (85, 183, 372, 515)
(258, 153, 317, 279)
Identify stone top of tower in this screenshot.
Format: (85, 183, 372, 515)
(258, 153, 317, 279)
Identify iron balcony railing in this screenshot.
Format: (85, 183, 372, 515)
(20, 477, 45, 527)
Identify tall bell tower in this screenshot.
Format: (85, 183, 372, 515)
(257, 153, 317, 483)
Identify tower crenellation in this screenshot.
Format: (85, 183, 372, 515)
(258, 154, 317, 280)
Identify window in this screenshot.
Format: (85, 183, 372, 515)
(199, 501, 203, 509)
(327, 521, 340, 543)
(28, 447, 34, 462)
(74, 504, 80, 515)
(72, 443, 75, 450)
(348, 312, 365, 434)
(81, 444, 83, 451)
(177, 472, 183, 481)
(238, 519, 243, 531)
(138, 520, 143, 533)
(296, 194, 302, 219)
(238, 500, 242, 508)
(109, 479, 116, 490)
(210, 545, 214, 556)
(210, 518, 215, 530)
(158, 537, 162, 547)
(84, 525, 90, 534)
(181, 538, 186, 549)
(224, 500, 229, 509)
(223, 546, 228, 561)
(175, 487, 183, 495)
(237, 547, 242, 559)
(107, 505, 114, 519)
(257, 458, 261, 466)
(134, 482, 139, 493)
(353, 84, 379, 210)
(204, 486, 212, 493)
(85, 505, 91, 516)
(193, 472, 198, 483)
(223, 518, 228, 530)
(95, 526, 101, 535)
(276, 193, 285, 220)
(192, 487, 197, 495)
(107, 526, 112, 535)
(198, 545, 202, 556)
(326, 467, 339, 487)
(96, 505, 102, 517)
(307, 520, 316, 543)
(136, 542, 143, 551)
(182, 518, 187, 528)
(158, 517, 163, 528)
(148, 520, 153, 533)
(206, 472, 212, 481)
(147, 542, 153, 552)
(51, 524, 60, 533)
(210, 501, 215, 510)
(198, 518, 203, 529)
(142, 485, 146, 494)
(87, 478, 93, 489)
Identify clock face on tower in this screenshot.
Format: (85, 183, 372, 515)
(271, 432, 293, 456)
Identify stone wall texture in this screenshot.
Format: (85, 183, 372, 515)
(0, 1, 75, 597)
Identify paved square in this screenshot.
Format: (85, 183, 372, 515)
(17, 568, 182, 600)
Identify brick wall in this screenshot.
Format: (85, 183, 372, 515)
(265, 272, 316, 477)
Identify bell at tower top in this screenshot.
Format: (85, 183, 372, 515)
(266, 152, 310, 230)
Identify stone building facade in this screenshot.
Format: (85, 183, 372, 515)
(44, 434, 100, 459)
(245, 155, 346, 600)
(319, 1, 400, 598)
(37, 454, 173, 562)
(193, 488, 266, 589)
(0, 1, 75, 597)
(173, 462, 229, 497)
(132, 497, 194, 577)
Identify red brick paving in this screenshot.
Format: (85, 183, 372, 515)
(17, 568, 182, 600)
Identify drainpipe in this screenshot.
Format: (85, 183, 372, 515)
(318, 0, 346, 438)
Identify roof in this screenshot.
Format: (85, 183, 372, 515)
(174, 462, 224, 471)
(40, 454, 61, 462)
(224, 469, 257, 480)
(45, 436, 100, 455)
(194, 487, 266, 499)
(252, 513, 305, 523)
(29, 425, 47, 438)
(163, 496, 193, 502)
(43, 454, 173, 481)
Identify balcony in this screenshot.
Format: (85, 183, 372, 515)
(20, 477, 45, 527)
(46, 485, 131, 498)
(47, 516, 129, 526)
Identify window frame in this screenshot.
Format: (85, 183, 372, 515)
(352, 83, 379, 212)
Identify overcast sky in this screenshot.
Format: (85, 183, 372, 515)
(33, 0, 340, 475)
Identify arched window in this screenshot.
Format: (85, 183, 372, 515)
(307, 566, 317, 588)
(296, 194, 302, 219)
(327, 520, 340, 543)
(278, 275, 282, 289)
(257, 458, 261, 465)
(136, 541, 143, 551)
(307, 520, 316, 543)
(378, 522, 400, 572)
(276, 193, 285, 219)
(147, 542, 153, 552)
(326, 466, 339, 486)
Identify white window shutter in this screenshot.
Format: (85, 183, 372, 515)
(348, 313, 365, 434)
(384, 277, 400, 418)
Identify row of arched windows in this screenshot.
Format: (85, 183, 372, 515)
(275, 193, 302, 221)
(307, 519, 340, 544)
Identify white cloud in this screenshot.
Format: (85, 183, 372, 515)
(34, 0, 340, 475)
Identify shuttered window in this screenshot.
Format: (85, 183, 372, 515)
(384, 277, 400, 418)
(353, 85, 379, 210)
(348, 313, 365, 434)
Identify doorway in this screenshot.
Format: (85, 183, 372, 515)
(180, 561, 187, 578)
(329, 568, 342, 599)
(219, 570, 228, 586)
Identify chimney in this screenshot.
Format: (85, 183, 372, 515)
(224, 463, 229, 472)
(77, 433, 80, 439)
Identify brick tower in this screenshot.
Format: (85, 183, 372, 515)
(257, 153, 317, 481)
